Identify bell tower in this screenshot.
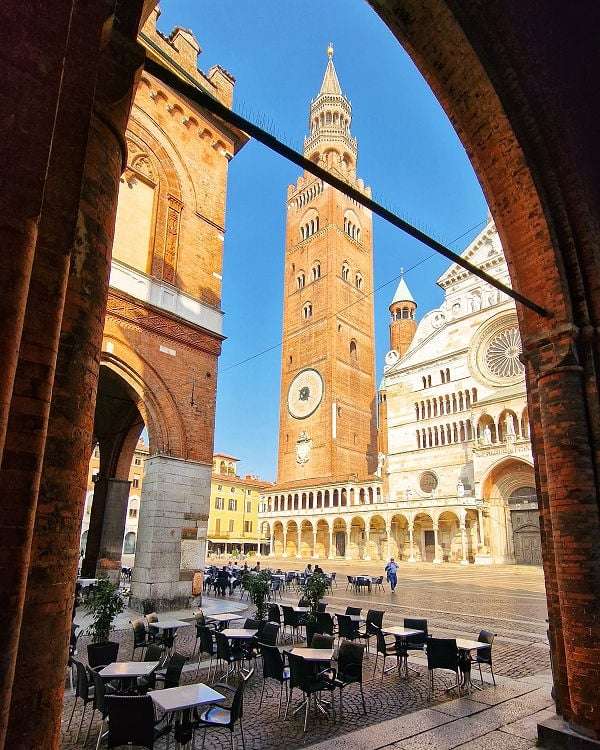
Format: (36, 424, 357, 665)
(276, 46, 377, 485)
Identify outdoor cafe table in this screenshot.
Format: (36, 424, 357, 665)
(220, 628, 258, 640)
(381, 626, 424, 678)
(148, 619, 188, 654)
(99, 660, 159, 692)
(150, 683, 226, 749)
(455, 638, 487, 693)
(285, 647, 335, 717)
(205, 612, 244, 629)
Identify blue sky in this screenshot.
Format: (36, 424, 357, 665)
(156, 1, 489, 482)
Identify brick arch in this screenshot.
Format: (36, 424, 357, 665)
(368, 2, 599, 736)
(100, 347, 186, 458)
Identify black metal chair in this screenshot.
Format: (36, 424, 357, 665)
(192, 609, 206, 654)
(258, 643, 290, 717)
(403, 617, 429, 675)
(131, 617, 154, 660)
(195, 667, 254, 750)
(371, 625, 400, 681)
(88, 665, 116, 749)
(281, 605, 304, 643)
(474, 630, 496, 685)
(315, 611, 336, 637)
(335, 614, 360, 646)
(195, 625, 217, 679)
(356, 609, 384, 653)
(136, 644, 169, 694)
(426, 637, 462, 698)
(345, 606, 362, 616)
(345, 575, 356, 591)
(215, 631, 247, 682)
(333, 640, 367, 717)
(104, 694, 158, 749)
(285, 651, 336, 732)
(259, 621, 280, 647)
(154, 651, 186, 689)
(65, 659, 95, 742)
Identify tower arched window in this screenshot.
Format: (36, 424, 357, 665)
(350, 339, 357, 361)
(355, 272, 363, 290)
(302, 302, 313, 319)
(312, 262, 321, 280)
(297, 272, 305, 289)
(341, 262, 350, 281)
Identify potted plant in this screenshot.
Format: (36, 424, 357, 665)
(85, 578, 124, 668)
(303, 570, 330, 644)
(241, 569, 271, 621)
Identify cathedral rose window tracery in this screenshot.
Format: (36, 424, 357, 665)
(485, 327, 524, 378)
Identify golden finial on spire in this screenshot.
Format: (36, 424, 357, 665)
(327, 42, 334, 58)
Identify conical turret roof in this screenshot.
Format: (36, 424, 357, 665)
(319, 51, 342, 96)
(391, 276, 416, 306)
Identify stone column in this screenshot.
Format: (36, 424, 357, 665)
(84, 479, 130, 581)
(345, 527, 352, 560)
(460, 523, 469, 565)
(130, 454, 211, 611)
(477, 508, 485, 547)
(432, 524, 442, 563)
(328, 526, 335, 560)
(282, 527, 288, 557)
(363, 523, 371, 560)
(312, 528, 318, 558)
(407, 522, 416, 563)
(386, 522, 392, 559)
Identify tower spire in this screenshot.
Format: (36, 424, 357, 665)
(303, 44, 358, 172)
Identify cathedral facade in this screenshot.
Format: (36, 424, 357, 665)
(379, 220, 538, 565)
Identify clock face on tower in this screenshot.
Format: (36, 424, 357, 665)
(287, 368, 324, 419)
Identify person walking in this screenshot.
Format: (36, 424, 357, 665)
(385, 557, 399, 592)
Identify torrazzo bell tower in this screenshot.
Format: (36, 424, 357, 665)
(277, 45, 377, 486)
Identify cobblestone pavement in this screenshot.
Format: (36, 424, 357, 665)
(61, 562, 553, 749)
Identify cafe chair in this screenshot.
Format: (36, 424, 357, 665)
(258, 643, 290, 717)
(345, 575, 356, 591)
(65, 659, 95, 741)
(475, 630, 497, 685)
(311, 633, 336, 673)
(104, 694, 159, 749)
(131, 618, 154, 660)
(356, 609, 384, 654)
(333, 640, 367, 717)
(335, 614, 361, 646)
(371, 625, 400, 681)
(281, 605, 304, 644)
(372, 575, 386, 592)
(215, 631, 247, 682)
(403, 617, 429, 675)
(88, 666, 116, 749)
(426, 637, 462, 698)
(345, 606, 362, 616)
(259, 621, 280, 647)
(285, 652, 336, 732)
(315, 611, 336, 637)
(137, 644, 169, 693)
(154, 651, 186, 690)
(195, 625, 218, 679)
(195, 667, 254, 750)
(192, 610, 207, 654)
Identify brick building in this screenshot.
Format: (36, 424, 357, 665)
(81, 9, 248, 611)
(1, 2, 600, 746)
(261, 47, 382, 560)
